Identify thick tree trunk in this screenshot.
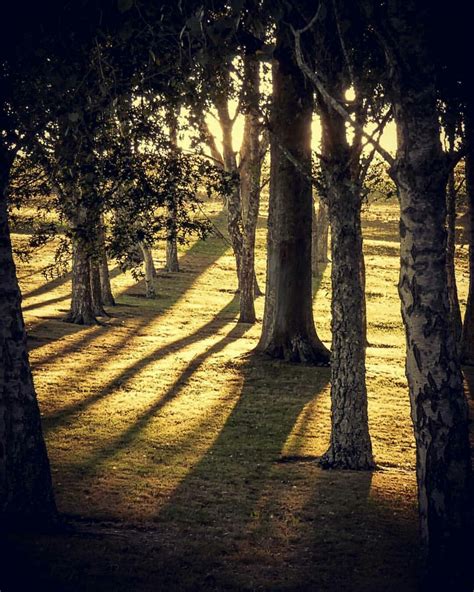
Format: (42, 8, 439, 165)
(256, 24, 329, 364)
(461, 110, 474, 365)
(0, 153, 56, 525)
(373, 3, 472, 583)
(446, 170, 462, 346)
(318, 93, 374, 470)
(66, 235, 96, 325)
(390, 62, 471, 589)
(139, 243, 157, 298)
(98, 219, 115, 307)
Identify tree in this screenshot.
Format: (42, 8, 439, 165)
(256, 13, 329, 364)
(366, 1, 472, 587)
(292, 0, 380, 467)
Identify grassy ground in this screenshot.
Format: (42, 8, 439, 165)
(1, 199, 472, 591)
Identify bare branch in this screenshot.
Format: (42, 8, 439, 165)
(290, 22, 395, 167)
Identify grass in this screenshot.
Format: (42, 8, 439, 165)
(1, 198, 471, 591)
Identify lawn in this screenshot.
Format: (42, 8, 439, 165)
(2, 198, 472, 591)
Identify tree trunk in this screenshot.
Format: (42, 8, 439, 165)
(312, 199, 329, 273)
(0, 152, 57, 526)
(238, 54, 263, 324)
(90, 259, 107, 317)
(256, 23, 329, 365)
(318, 90, 374, 470)
(166, 110, 180, 273)
(215, 92, 244, 297)
(165, 225, 179, 273)
(446, 170, 462, 346)
(139, 243, 157, 298)
(66, 235, 96, 325)
(98, 218, 115, 307)
(385, 20, 471, 585)
(461, 108, 474, 365)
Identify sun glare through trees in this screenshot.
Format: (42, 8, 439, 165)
(0, 1, 472, 591)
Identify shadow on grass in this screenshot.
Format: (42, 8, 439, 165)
(150, 357, 330, 590)
(61, 296, 249, 477)
(30, 212, 230, 368)
(43, 294, 240, 435)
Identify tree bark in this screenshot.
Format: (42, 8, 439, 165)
(139, 243, 157, 298)
(90, 259, 107, 317)
(256, 23, 329, 365)
(318, 87, 374, 470)
(66, 234, 96, 325)
(312, 199, 330, 275)
(165, 220, 179, 273)
(0, 151, 57, 525)
(461, 108, 474, 365)
(238, 54, 263, 324)
(446, 170, 462, 346)
(215, 91, 244, 296)
(166, 110, 180, 273)
(379, 4, 472, 585)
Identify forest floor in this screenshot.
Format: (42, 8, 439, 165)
(1, 199, 473, 591)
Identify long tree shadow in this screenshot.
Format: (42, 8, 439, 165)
(30, 211, 231, 369)
(151, 356, 330, 590)
(42, 295, 240, 433)
(66, 300, 250, 477)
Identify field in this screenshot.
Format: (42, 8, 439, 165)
(1, 199, 472, 591)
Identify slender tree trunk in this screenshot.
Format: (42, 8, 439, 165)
(446, 170, 462, 346)
(66, 235, 96, 325)
(215, 93, 244, 296)
(98, 218, 115, 307)
(238, 54, 263, 324)
(318, 91, 374, 470)
(0, 152, 56, 525)
(256, 23, 329, 364)
(461, 109, 474, 365)
(382, 10, 472, 582)
(165, 220, 179, 273)
(166, 110, 180, 273)
(139, 243, 157, 298)
(312, 199, 329, 275)
(90, 259, 107, 317)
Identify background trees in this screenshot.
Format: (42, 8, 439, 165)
(0, 0, 472, 589)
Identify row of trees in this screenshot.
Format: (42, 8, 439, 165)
(0, 0, 472, 589)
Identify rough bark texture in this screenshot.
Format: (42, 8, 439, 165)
(0, 153, 57, 525)
(461, 109, 474, 365)
(140, 243, 157, 299)
(318, 87, 374, 470)
(256, 23, 329, 365)
(446, 170, 462, 346)
(66, 234, 96, 325)
(379, 3, 472, 586)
